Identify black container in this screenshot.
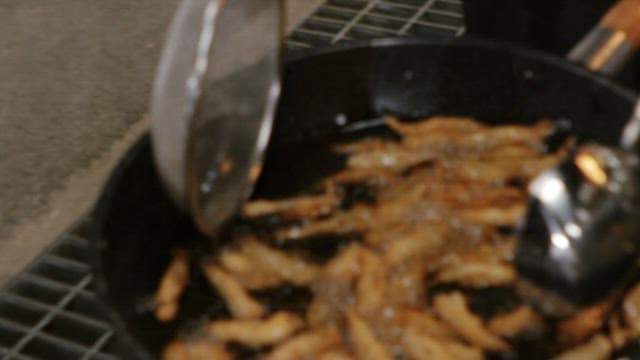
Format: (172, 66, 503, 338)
(90, 38, 637, 359)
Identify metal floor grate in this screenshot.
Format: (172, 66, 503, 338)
(0, 1, 464, 359)
(286, 0, 465, 51)
(0, 220, 122, 360)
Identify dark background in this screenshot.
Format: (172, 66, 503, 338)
(463, 0, 640, 90)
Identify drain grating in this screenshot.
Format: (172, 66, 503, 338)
(0, 220, 123, 360)
(286, 0, 465, 50)
(0, 1, 464, 359)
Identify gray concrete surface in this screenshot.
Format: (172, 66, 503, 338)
(0, 0, 323, 284)
(0, 0, 181, 237)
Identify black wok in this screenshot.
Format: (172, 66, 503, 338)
(90, 37, 637, 359)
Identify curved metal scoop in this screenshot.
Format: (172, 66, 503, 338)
(515, 104, 640, 314)
(151, 0, 282, 236)
(513, 0, 640, 313)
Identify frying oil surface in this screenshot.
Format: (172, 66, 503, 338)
(153, 116, 640, 359)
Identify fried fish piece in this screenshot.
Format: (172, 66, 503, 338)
(429, 184, 526, 210)
(558, 304, 607, 345)
(200, 261, 264, 319)
(400, 120, 552, 154)
(207, 311, 304, 347)
(153, 250, 189, 322)
(440, 340, 485, 360)
(440, 154, 563, 184)
(162, 340, 232, 360)
(346, 149, 436, 170)
(623, 283, 640, 337)
(308, 243, 364, 327)
(479, 142, 543, 160)
(318, 349, 355, 360)
(433, 292, 509, 351)
(383, 226, 447, 267)
(488, 305, 544, 338)
(386, 261, 428, 307)
(275, 206, 373, 241)
(323, 167, 397, 186)
(218, 239, 320, 290)
(324, 242, 364, 280)
(277, 184, 427, 241)
(401, 327, 484, 360)
(155, 303, 179, 323)
(347, 308, 394, 360)
(434, 261, 517, 288)
(401, 308, 457, 340)
(266, 326, 342, 360)
(608, 314, 630, 350)
(459, 203, 526, 227)
(217, 249, 283, 290)
(552, 334, 612, 360)
(307, 296, 339, 328)
(401, 329, 454, 360)
(240, 239, 320, 286)
(356, 249, 387, 314)
(242, 193, 341, 219)
(185, 341, 232, 360)
(475, 120, 553, 145)
(163, 340, 189, 360)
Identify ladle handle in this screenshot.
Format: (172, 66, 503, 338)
(568, 0, 640, 77)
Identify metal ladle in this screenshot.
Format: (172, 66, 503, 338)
(150, 0, 282, 236)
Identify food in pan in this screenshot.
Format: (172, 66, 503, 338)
(154, 115, 640, 359)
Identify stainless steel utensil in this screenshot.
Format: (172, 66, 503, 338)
(514, 0, 640, 314)
(515, 104, 640, 314)
(150, 0, 282, 236)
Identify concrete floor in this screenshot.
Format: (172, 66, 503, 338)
(0, 0, 323, 284)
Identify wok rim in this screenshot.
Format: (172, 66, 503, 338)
(88, 36, 637, 359)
